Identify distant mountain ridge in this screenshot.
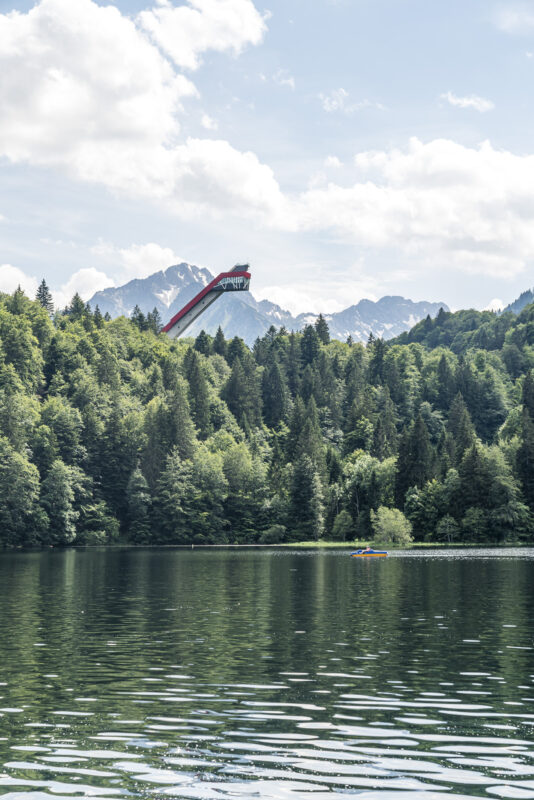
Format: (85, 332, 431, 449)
(89, 262, 449, 344)
(504, 288, 534, 316)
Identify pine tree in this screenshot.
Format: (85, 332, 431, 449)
(227, 336, 248, 365)
(213, 326, 227, 358)
(296, 397, 325, 471)
(35, 279, 54, 314)
(168, 375, 197, 460)
(458, 444, 489, 515)
(93, 305, 104, 328)
(315, 314, 330, 345)
(286, 396, 306, 459)
(289, 454, 324, 540)
(131, 305, 146, 331)
(186, 352, 212, 438)
(448, 393, 475, 463)
(0, 436, 46, 547)
(262, 359, 288, 428)
(68, 293, 86, 321)
(437, 354, 456, 410)
(523, 371, 534, 421)
(41, 459, 78, 544)
(222, 357, 249, 428)
(368, 338, 386, 385)
(517, 407, 534, 510)
(153, 449, 196, 543)
(146, 307, 162, 334)
(301, 325, 320, 365)
(126, 464, 152, 542)
(395, 414, 434, 506)
(286, 333, 301, 396)
(194, 330, 212, 355)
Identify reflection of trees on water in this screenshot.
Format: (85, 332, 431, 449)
(0, 550, 533, 758)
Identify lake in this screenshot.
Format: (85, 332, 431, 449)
(1, 548, 534, 800)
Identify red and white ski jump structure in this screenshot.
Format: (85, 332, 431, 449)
(162, 264, 251, 339)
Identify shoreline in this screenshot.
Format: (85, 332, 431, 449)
(0, 540, 529, 552)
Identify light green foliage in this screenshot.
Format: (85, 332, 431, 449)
(436, 515, 460, 543)
(260, 524, 287, 543)
(332, 509, 353, 541)
(371, 506, 413, 545)
(41, 460, 78, 545)
(0, 436, 46, 546)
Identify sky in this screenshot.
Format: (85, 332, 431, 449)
(1, 0, 534, 314)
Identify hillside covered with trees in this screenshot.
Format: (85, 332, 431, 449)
(2, 283, 534, 547)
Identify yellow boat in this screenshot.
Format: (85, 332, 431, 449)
(351, 549, 388, 557)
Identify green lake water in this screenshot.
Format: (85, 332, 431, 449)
(1, 547, 534, 800)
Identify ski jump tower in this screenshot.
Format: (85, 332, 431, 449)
(162, 264, 251, 339)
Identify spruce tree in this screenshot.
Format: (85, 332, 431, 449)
(146, 307, 162, 334)
(213, 326, 227, 357)
(286, 332, 301, 396)
(314, 314, 330, 345)
(262, 359, 288, 428)
(153, 449, 195, 543)
(523, 371, 534, 421)
(437, 354, 456, 410)
(517, 407, 534, 510)
(93, 305, 104, 328)
(126, 464, 152, 542)
(395, 414, 434, 506)
(41, 460, 78, 544)
(289, 454, 324, 540)
(194, 330, 212, 355)
(186, 352, 212, 438)
(222, 357, 249, 428)
(68, 293, 86, 321)
(131, 305, 146, 330)
(36, 279, 54, 314)
(301, 325, 320, 365)
(168, 375, 197, 460)
(448, 393, 475, 464)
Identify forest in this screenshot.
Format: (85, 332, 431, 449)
(1, 281, 534, 548)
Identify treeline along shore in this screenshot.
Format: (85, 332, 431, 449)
(2, 283, 534, 547)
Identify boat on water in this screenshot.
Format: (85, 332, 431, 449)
(351, 549, 388, 557)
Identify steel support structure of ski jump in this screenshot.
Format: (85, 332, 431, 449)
(162, 264, 251, 339)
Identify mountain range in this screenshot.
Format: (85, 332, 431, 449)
(89, 262, 449, 344)
(504, 289, 534, 316)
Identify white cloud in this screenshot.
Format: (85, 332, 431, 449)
(0, 0, 197, 164)
(0, 0, 281, 223)
(324, 155, 342, 168)
(117, 243, 185, 280)
(255, 274, 380, 315)
(319, 88, 384, 114)
(92, 241, 193, 283)
(441, 91, 495, 113)
(294, 138, 534, 278)
(201, 113, 218, 130)
(55, 267, 115, 309)
(0, 264, 38, 297)
(494, 6, 534, 33)
(272, 69, 295, 90)
(138, 0, 267, 70)
(485, 298, 504, 311)
(320, 88, 349, 112)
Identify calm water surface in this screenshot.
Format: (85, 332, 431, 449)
(1, 548, 534, 800)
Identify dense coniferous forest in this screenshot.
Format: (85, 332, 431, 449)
(2, 283, 534, 547)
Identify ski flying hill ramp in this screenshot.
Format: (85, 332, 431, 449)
(162, 264, 251, 339)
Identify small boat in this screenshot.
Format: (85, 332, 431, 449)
(351, 549, 388, 557)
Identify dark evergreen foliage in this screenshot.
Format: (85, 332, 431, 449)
(2, 285, 534, 546)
